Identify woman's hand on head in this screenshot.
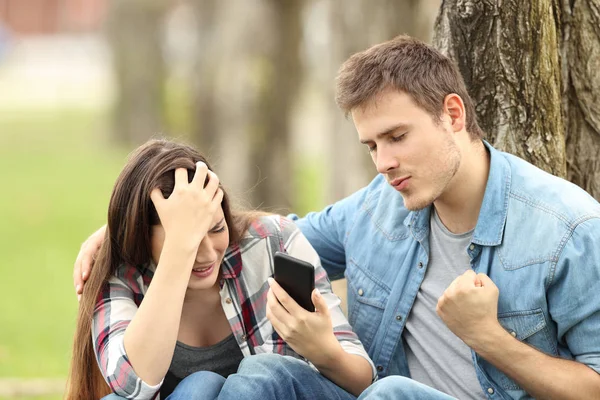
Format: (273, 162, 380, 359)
(265, 277, 342, 367)
(150, 162, 223, 253)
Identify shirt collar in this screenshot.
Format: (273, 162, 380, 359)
(221, 243, 243, 279)
(404, 141, 511, 246)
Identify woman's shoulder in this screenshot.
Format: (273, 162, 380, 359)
(109, 262, 154, 294)
(244, 214, 299, 240)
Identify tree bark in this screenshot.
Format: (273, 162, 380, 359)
(434, 0, 567, 178)
(562, 0, 600, 199)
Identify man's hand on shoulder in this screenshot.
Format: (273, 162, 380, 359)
(73, 224, 106, 301)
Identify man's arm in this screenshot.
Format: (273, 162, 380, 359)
(438, 218, 600, 399)
(470, 323, 600, 399)
(290, 180, 372, 280)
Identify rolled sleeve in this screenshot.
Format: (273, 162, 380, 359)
(92, 274, 163, 399)
(550, 218, 600, 373)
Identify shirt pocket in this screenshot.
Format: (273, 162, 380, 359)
(346, 259, 390, 352)
(478, 308, 558, 391)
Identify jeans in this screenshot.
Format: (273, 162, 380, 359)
(102, 354, 456, 400)
(101, 370, 225, 400)
(218, 354, 355, 400)
(219, 353, 456, 400)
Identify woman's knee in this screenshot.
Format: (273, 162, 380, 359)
(169, 371, 226, 400)
(360, 376, 455, 400)
(237, 353, 307, 375)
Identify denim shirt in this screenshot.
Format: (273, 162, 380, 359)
(292, 142, 600, 399)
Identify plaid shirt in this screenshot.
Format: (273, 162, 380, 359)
(92, 215, 376, 399)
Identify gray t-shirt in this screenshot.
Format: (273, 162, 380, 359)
(160, 333, 243, 398)
(403, 209, 486, 399)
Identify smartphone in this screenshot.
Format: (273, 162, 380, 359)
(273, 252, 315, 312)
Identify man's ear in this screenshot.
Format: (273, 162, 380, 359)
(443, 94, 466, 133)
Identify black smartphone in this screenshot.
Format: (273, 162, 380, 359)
(273, 252, 315, 312)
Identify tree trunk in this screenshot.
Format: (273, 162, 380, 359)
(248, 0, 303, 211)
(189, 0, 219, 155)
(434, 0, 566, 178)
(188, 0, 301, 211)
(562, 0, 600, 199)
(433, 0, 600, 200)
(106, 0, 167, 146)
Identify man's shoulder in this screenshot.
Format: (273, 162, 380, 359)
(503, 152, 600, 225)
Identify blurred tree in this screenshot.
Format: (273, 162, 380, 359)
(248, 0, 304, 211)
(434, 0, 600, 200)
(106, 0, 168, 146)
(189, 0, 302, 211)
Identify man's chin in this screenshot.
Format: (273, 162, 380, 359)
(401, 194, 433, 211)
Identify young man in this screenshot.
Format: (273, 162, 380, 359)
(75, 36, 600, 399)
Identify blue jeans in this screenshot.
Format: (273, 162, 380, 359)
(218, 353, 455, 400)
(101, 370, 225, 400)
(102, 355, 456, 399)
(359, 376, 456, 399)
(218, 354, 355, 400)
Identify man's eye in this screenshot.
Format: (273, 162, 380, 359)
(391, 133, 407, 142)
(368, 145, 377, 153)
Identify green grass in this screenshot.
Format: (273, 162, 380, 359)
(0, 108, 128, 378)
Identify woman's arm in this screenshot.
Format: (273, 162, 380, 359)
(123, 165, 223, 385)
(121, 243, 196, 385)
(92, 267, 168, 399)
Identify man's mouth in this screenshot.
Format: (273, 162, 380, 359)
(390, 176, 411, 191)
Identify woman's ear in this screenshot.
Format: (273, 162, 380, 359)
(443, 93, 466, 132)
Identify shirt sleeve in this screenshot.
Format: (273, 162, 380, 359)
(549, 217, 600, 373)
(92, 268, 163, 399)
(279, 216, 378, 382)
(288, 180, 373, 281)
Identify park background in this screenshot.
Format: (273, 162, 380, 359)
(0, 0, 598, 398)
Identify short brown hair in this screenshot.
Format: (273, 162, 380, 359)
(336, 35, 483, 139)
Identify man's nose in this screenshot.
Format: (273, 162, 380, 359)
(375, 147, 400, 174)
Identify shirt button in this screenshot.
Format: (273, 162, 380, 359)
(487, 388, 494, 394)
(376, 365, 383, 372)
(396, 315, 403, 321)
(418, 262, 423, 268)
(469, 244, 475, 250)
(241, 334, 247, 341)
(510, 331, 517, 337)
(358, 289, 364, 296)
(225, 297, 232, 304)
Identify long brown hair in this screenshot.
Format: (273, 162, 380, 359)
(65, 139, 261, 399)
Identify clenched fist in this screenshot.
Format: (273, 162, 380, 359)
(436, 270, 503, 349)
